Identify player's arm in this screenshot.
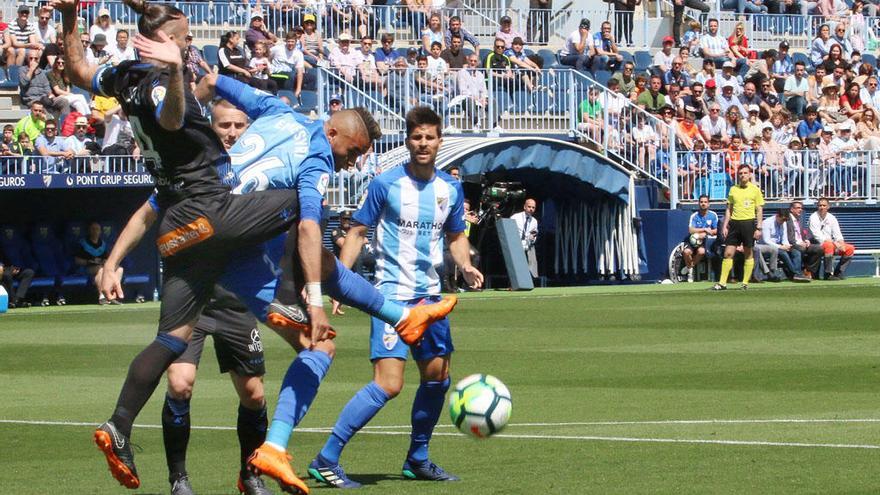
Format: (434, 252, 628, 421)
(339, 224, 368, 269)
(101, 199, 159, 300)
(446, 231, 483, 289)
(132, 32, 186, 131)
(296, 163, 334, 343)
(214, 73, 291, 119)
(53, 0, 99, 90)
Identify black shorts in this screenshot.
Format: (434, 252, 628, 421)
(156, 190, 298, 332)
(726, 219, 757, 248)
(175, 285, 266, 376)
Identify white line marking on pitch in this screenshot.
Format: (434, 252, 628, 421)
(2, 419, 878, 450)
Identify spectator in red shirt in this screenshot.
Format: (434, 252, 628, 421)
(840, 82, 867, 122)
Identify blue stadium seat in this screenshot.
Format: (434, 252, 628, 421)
(0, 65, 21, 90)
(512, 90, 530, 112)
(0, 225, 35, 271)
(634, 50, 652, 73)
(618, 50, 634, 63)
(792, 52, 810, 70)
(297, 90, 318, 112)
(492, 90, 512, 114)
(479, 48, 491, 62)
(30, 223, 71, 288)
(202, 45, 219, 68)
(592, 70, 612, 87)
(537, 49, 557, 69)
(72, 85, 91, 101)
(395, 47, 411, 59)
(863, 53, 877, 69)
(277, 89, 297, 107)
(463, 48, 474, 57)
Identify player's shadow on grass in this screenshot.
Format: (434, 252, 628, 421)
(345, 473, 406, 486)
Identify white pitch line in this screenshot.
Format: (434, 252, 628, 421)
(2, 419, 879, 450)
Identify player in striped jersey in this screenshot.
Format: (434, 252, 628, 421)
(308, 107, 484, 488)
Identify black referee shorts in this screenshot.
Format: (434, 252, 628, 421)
(726, 219, 757, 248)
(175, 286, 266, 376)
(156, 190, 298, 333)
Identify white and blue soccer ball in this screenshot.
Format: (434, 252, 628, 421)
(448, 374, 512, 438)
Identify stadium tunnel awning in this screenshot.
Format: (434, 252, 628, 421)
(379, 137, 633, 203)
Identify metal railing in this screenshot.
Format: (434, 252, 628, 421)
(0, 154, 145, 174)
(712, 12, 880, 52)
(672, 149, 879, 203)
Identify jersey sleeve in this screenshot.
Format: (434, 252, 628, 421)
(352, 176, 388, 228)
(688, 212, 699, 228)
(91, 60, 150, 99)
(755, 186, 765, 207)
(444, 180, 466, 234)
(296, 156, 331, 224)
(147, 192, 160, 213)
(215, 74, 292, 120)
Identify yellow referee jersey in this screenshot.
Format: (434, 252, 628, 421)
(727, 183, 764, 220)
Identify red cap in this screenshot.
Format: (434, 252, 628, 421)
(663, 36, 674, 44)
(704, 79, 716, 88)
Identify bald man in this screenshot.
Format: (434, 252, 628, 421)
(511, 198, 539, 278)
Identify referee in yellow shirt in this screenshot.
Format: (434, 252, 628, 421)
(714, 164, 764, 290)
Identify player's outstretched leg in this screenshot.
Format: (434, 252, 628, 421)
(402, 377, 459, 482)
(95, 333, 189, 488)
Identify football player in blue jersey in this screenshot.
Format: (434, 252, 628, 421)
(308, 107, 484, 488)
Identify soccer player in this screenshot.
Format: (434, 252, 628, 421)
(714, 164, 764, 290)
(683, 194, 718, 283)
(308, 107, 484, 488)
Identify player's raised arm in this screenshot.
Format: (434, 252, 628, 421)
(214, 73, 292, 120)
(53, 0, 100, 90)
(133, 31, 186, 131)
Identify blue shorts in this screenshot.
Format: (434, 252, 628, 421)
(219, 234, 285, 322)
(370, 295, 454, 362)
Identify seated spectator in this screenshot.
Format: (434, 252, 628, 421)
(664, 58, 692, 94)
(784, 61, 810, 117)
(632, 113, 658, 171)
(441, 33, 467, 70)
(414, 55, 445, 110)
(404, 46, 419, 68)
(591, 21, 622, 73)
(109, 30, 136, 65)
(695, 58, 717, 87)
(75, 221, 118, 304)
(809, 198, 854, 279)
(506, 37, 542, 92)
(483, 38, 516, 92)
(47, 57, 90, 116)
(218, 31, 277, 93)
(183, 33, 212, 86)
(788, 201, 824, 279)
(717, 61, 743, 95)
(90, 8, 117, 44)
(14, 101, 47, 144)
(61, 116, 95, 172)
(652, 36, 675, 77)
(0, 125, 15, 156)
(700, 19, 732, 68)
(300, 14, 323, 68)
(329, 32, 363, 82)
(759, 209, 810, 282)
(495, 15, 525, 49)
(667, 83, 684, 112)
(577, 87, 602, 140)
(770, 111, 794, 147)
(859, 76, 880, 109)
(727, 21, 756, 67)
(682, 20, 703, 57)
(558, 18, 591, 72)
(840, 82, 867, 122)
(682, 195, 718, 282)
(637, 76, 667, 113)
(718, 81, 742, 116)
(13, 131, 37, 171)
(86, 33, 112, 66)
(818, 80, 846, 125)
(454, 54, 489, 132)
(245, 11, 277, 52)
(101, 105, 139, 171)
(34, 120, 71, 173)
(328, 93, 344, 117)
(743, 49, 775, 88)
(610, 61, 636, 96)
(678, 47, 698, 77)
(829, 120, 860, 197)
(759, 121, 786, 194)
(810, 24, 834, 68)
(796, 105, 824, 140)
(387, 57, 416, 114)
(375, 33, 397, 73)
(783, 138, 806, 197)
(270, 31, 306, 94)
(8, 6, 40, 67)
(421, 12, 444, 55)
(0, 248, 34, 308)
(830, 23, 853, 58)
(808, 66, 828, 104)
(19, 49, 56, 111)
(722, 105, 743, 142)
(35, 7, 56, 46)
(677, 106, 703, 152)
(741, 104, 762, 142)
(700, 102, 727, 143)
(445, 15, 479, 53)
(856, 107, 880, 149)
(631, 74, 648, 102)
(426, 41, 449, 79)
(771, 42, 793, 90)
(1, 15, 14, 68)
(358, 36, 385, 92)
(822, 44, 847, 74)
(248, 39, 273, 82)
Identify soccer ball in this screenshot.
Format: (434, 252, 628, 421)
(448, 374, 512, 438)
(688, 233, 704, 247)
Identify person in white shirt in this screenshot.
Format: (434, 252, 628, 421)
(454, 54, 488, 131)
(859, 76, 880, 110)
(559, 18, 592, 72)
(86, 33, 112, 66)
(329, 33, 364, 82)
(699, 102, 727, 143)
(809, 197, 854, 279)
(35, 7, 56, 45)
(61, 116, 94, 173)
(270, 31, 306, 96)
(829, 120, 860, 197)
(356, 35, 385, 93)
(700, 19, 731, 68)
(109, 30, 136, 65)
(426, 41, 449, 80)
(510, 198, 539, 278)
(652, 37, 676, 76)
(89, 8, 117, 45)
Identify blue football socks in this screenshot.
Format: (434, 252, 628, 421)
(265, 349, 332, 450)
(323, 259, 406, 325)
(407, 378, 450, 463)
(319, 381, 390, 464)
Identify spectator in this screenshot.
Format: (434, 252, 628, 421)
(414, 55, 445, 106)
(809, 198, 854, 279)
(218, 31, 277, 93)
(666, 83, 684, 112)
(727, 22, 755, 69)
(849, 0, 871, 53)
(577, 87, 603, 140)
(405, 46, 419, 68)
(827, 65, 847, 93)
(495, 15, 525, 49)
(840, 82, 867, 122)
(758, 209, 807, 282)
(700, 19, 731, 68)
(559, 18, 591, 72)
(677, 106, 702, 150)
(75, 221, 119, 304)
(700, 102, 727, 143)
(771, 41, 793, 89)
(830, 23, 852, 58)
(374, 33, 397, 73)
(664, 57, 692, 93)
(100, 105, 139, 169)
(829, 120, 859, 197)
(808, 66, 828, 104)
(248, 40, 272, 83)
(723, 105, 743, 142)
(631, 74, 648, 102)
(14, 101, 47, 143)
(717, 61, 743, 95)
(818, 80, 846, 125)
(1, 125, 15, 157)
(611, 0, 640, 47)
(8, 6, 40, 66)
(783, 138, 806, 196)
(674, 1, 710, 48)
(426, 40, 449, 80)
(859, 76, 880, 109)
(0, 250, 34, 309)
(300, 14, 324, 68)
(810, 24, 834, 68)
(784, 61, 810, 117)
(455, 53, 489, 131)
(678, 46, 698, 77)
(441, 33, 467, 69)
(718, 81, 742, 116)
(445, 15, 479, 53)
(760, 121, 786, 192)
(610, 61, 637, 96)
(358, 36, 385, 92)
(387, 57, 416, 114)
(245, 11, 277, 52)
(13, 131, 37, 169)
(483, 38, 515, 92)
(682, 194, 718, 282)
(695, 58, 717, 87)
(788, 201, 824, 279)
(796, 105, 823, 139)
(270, 31, 306, 94)
(822, 43, 846, 74)
(86, 33, 112, 66)
(35, 7, 56, 45)
(682, 20, 703, 57)
(653, 36, 676, 76)
(759, 79, 782, 115)
(528, 0, 551, 45)
(34, 120, 71, 173)
(109, 30, 136, 64)
(741, 104, 762, 142)
(738, 82, 762, 115)
(62, 116, 95, 172)
(328, 93, 344, 116)
(89, 8, 116, 45)
(0, 13, 12, 68)
(632, 112, 658, 171)
(47, 57, 90, 116)
(511, 199, 539, 278)
(638, 75, 667, 113)
(421, 11, 444, 55)
(506, 37, 542, 92)
(329, 32, 363, 82)
(18, 49, 55, 110)
(856, 107, 880, 149)
(183, 33, 212, 84)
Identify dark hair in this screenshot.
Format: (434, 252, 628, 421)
(220, 30, 237, 46)
(737, 163, 751, 172)
(698, 194, 710, 201)
(794, 61, 806, 69)
(405, 106, 443, 138)
(351, 107, 383, 142)
(430, 41, 442, 49)
(450, 33, 462, 41)
(44, 119, 57, 127)
(776, 208, 790, 220)
(449, 15, 461, 23)
(123, 0, 185, 37)
(417, 55, 428, 63)
(3, 124, 13, 132)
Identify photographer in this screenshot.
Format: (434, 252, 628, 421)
(510, 198, 539, 278)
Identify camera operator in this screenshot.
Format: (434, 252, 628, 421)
(510, 198, 539, 278)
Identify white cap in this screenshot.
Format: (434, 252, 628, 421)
(748, 104, 760, 113)
(839, 120, 854, 131)
(761, 121, 773, 131)
(722, 60, 736, 68)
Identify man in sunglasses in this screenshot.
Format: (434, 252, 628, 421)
(35, 7, 56, 45)
(8, 5, 42, 66)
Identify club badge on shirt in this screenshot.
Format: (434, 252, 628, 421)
(151, 86, 167, 107)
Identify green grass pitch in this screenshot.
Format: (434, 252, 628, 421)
(2, 280, 880, 494)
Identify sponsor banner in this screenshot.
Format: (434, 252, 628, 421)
(0, 173, 154, 190)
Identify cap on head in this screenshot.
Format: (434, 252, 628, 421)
(303, 13, 316, 24)
(17, 5, 29, 14)
(338, 32, 352, 42)
(330, 93, 343, 103)
(723, 60, 736, 68)
(250, 11, 263, 22)
(93, 34, 107, 46)
(705, 79, 716, 88)
(663, 35, 674, 44)
(75, 116, 88, 126)
(98, 7, 110, 17)
(579, 18, 590, 29)
(748, 104, 760, 113)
